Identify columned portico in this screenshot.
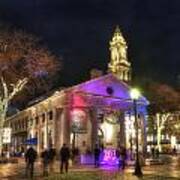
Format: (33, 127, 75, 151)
(54, 74, 149, 162)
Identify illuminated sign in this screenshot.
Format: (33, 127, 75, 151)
(71, 109, 87, 133)
(101, 148, 119, 165)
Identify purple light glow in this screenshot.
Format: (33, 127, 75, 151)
(77, 74, 130, 100)
(73, 74, 149, 109)
(100, 148, 119, 165)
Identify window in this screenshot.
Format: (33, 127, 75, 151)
(25, 121, 28, 129)
(35, 132, 38, 138)
(48, 111, 53, 120)
(35, 116, 39, 125)
(18, 121, 21, 129)
(41, 132, 44, 149)
(42, 113, 45, 123)
(22, 120, 24, 129)
(14, 123, 17, 131)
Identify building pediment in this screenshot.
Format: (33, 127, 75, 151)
(72, 74, 130, 99)
(69, 74, 148, 109)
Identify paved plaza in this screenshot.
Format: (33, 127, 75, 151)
(0, 155, 180, 180)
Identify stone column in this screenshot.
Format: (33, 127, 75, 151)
(140, 114, 147, 157)
(86, 109, 92, 149)
(62, 107, 71, 146)
(90, 108, 98, 150)
(37, 129, 41, 154)
(54, 108, 63, 151)
(55, 106, 71, 150)
(51, 108, 55, 147)
(119, 112, 126, 147)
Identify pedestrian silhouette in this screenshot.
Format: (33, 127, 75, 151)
(116, 147, 121, 169)
(172, 146, 177, 156)
(48, 146, 56, 173)
(120, 146, 126, 169)
(60, 144, 70, 173)
(151, 146, 155, 158)
(94, 144, 101, 167)
(25, 146, 37, 178)
(41, 148, 49, 176)
(155, 147, 159, 158)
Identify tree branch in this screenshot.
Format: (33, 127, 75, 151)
(1, 77, 8, 100)
(8, 78, 28, 101)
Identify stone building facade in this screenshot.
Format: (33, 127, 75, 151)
(4, 27, 149, 163)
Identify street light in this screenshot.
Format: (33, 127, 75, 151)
(130, 88, 143, 177)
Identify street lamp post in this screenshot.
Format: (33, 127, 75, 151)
(130, 88, 143, 177)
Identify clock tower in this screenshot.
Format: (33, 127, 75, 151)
(108, 26, 131, 83)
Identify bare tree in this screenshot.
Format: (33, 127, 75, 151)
(0, 24, 61, 107)
(146, 83, 180, 151)
(0, 77, 28, 155)
(0, 24, 61, 154)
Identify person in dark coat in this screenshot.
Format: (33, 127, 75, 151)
(25, 146, 37, 178)
(172, 146, 177, 156)
(94, 144, 101, 167)
(116, 147, 121, 169)
(151, 146, 155, 158)
(120, 146, 126, 169)
(41, 148, 49, 176)
(60, 144, 70, 173)
(155, 147, 159, 158)
(48, 147, 56, 173)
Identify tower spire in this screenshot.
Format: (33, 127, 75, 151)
(108, 26, 131, 82)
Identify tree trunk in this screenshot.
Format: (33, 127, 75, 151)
(0, 113, 6, 156)
(156, 113, 162, 152)
(156, 113, 170, 152)
(157, 127, 162, 152)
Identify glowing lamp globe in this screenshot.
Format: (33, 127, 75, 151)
(130, 88, 140, 100)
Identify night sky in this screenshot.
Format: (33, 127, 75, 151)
(0, 0, 180, 87)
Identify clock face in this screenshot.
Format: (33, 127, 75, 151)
(106, 86, 114, 95)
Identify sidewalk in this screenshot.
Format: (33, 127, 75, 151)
(1, 156, 180, 179)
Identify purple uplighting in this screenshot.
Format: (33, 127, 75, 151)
(100, 148, 119, 166)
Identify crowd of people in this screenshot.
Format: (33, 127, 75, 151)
(25, 144, 69, 178)
(24, 143, 127, 178)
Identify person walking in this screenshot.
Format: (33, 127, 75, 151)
(120, 146, 126, 170)
(48, 146, 56, 173)
(116, 147, 121, 169)
(94, 144, 101, 168)
(25, 146, 37, 178)
(151, 146, 155, 158)
(172, 146, 177, 156)
(41, 148, 49, 176)
(155, 147, 159, 158)
(60, 144, 70, 173)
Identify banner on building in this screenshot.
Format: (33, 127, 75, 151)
(1, 128, 12, 144)
(25, 138, 38, 145)
(71, 108, 87, 133)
